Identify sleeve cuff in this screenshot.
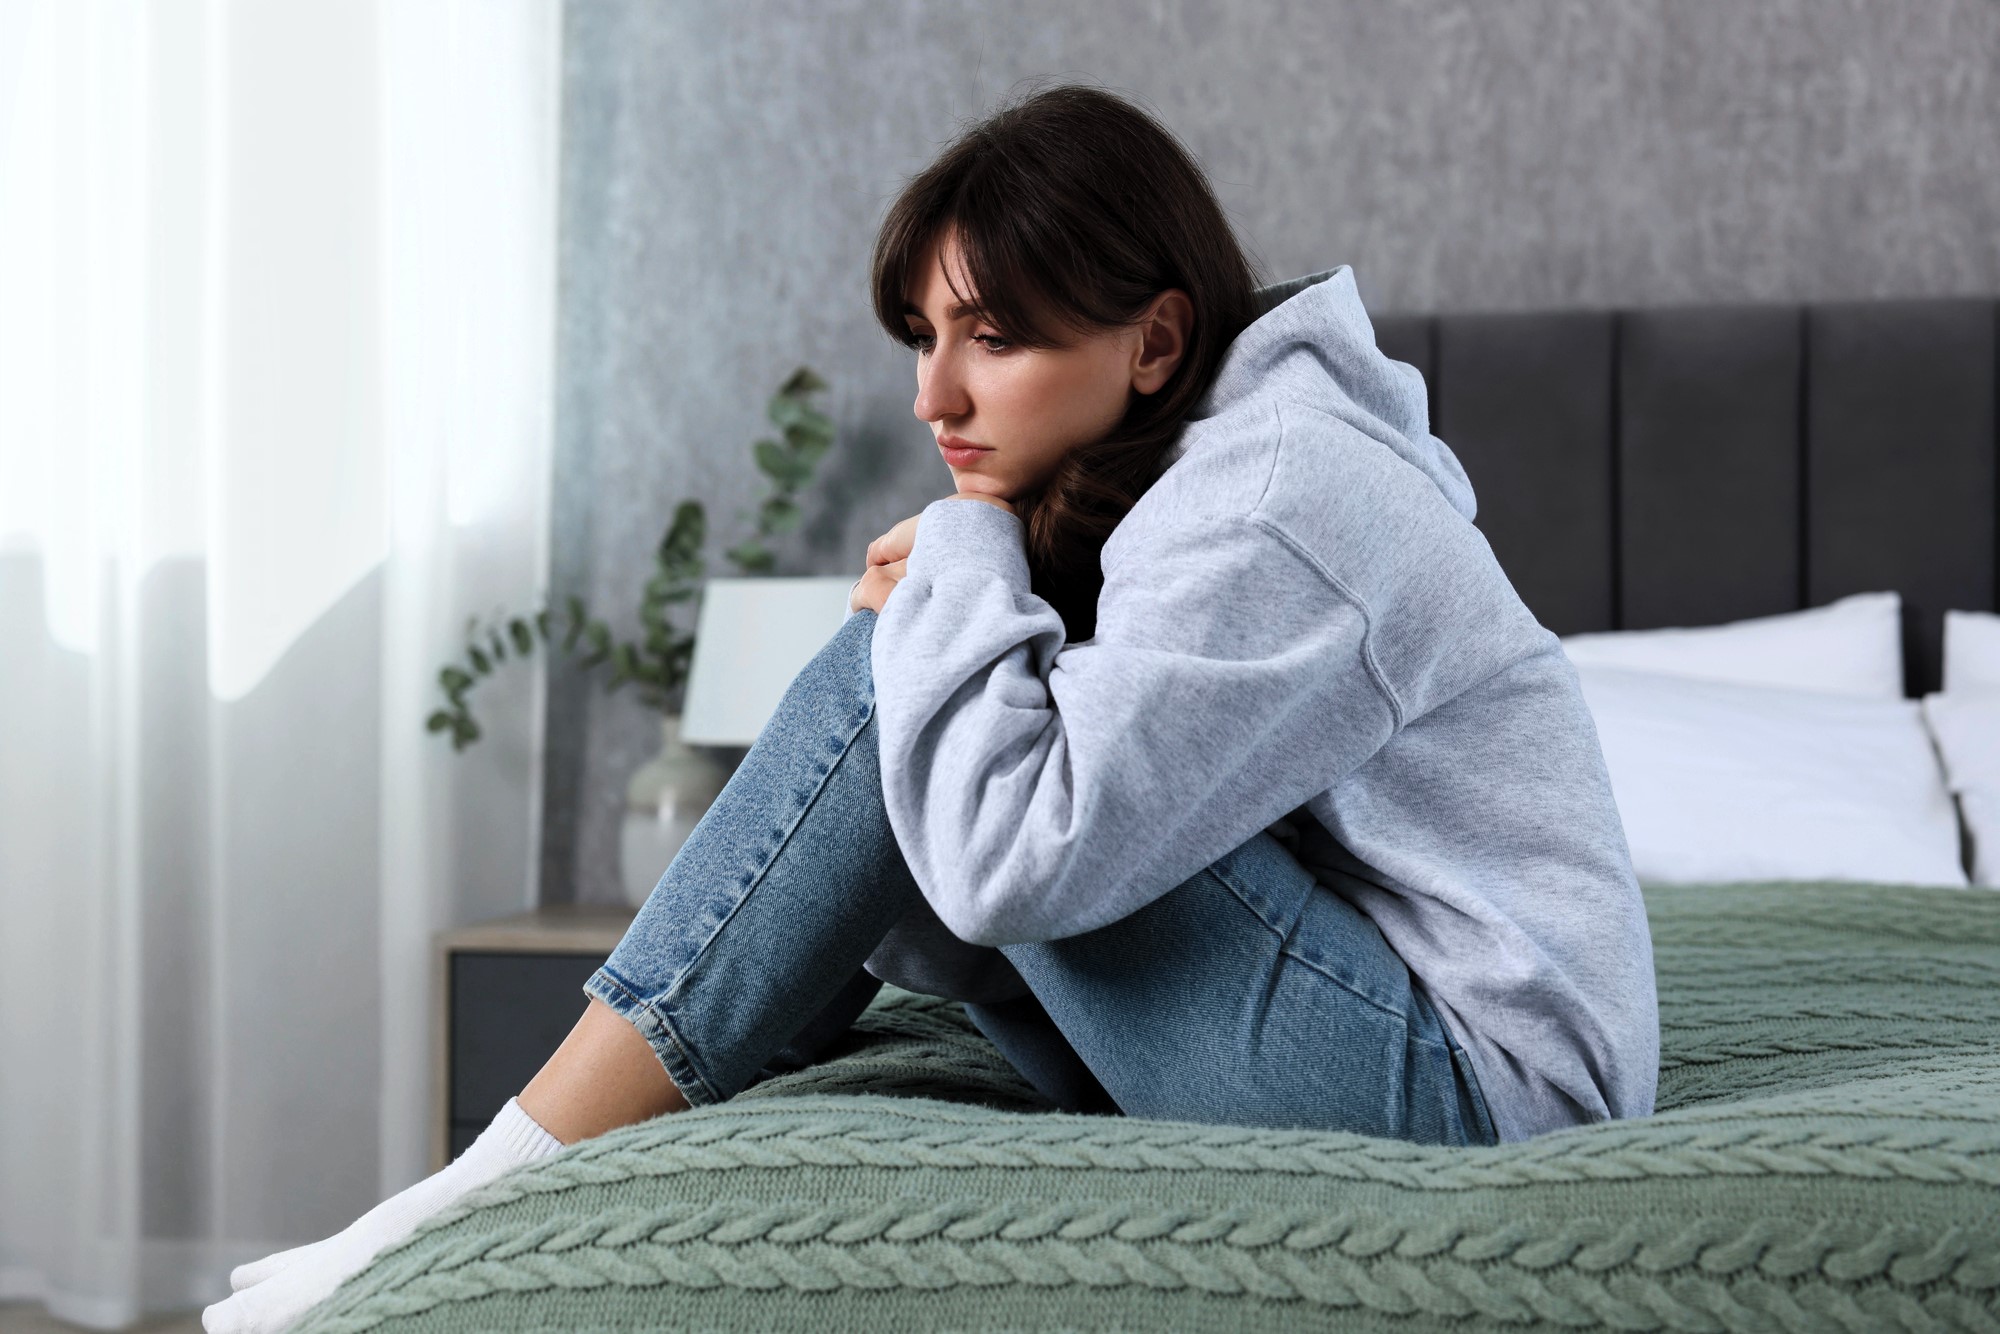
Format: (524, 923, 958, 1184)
(906, 496, 1029, 587)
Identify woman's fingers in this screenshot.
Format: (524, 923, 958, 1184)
(865, 515, 921, 567)
(850, 559, 909, 616)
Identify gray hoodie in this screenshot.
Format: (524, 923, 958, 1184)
(856, 266, 1659, 1142)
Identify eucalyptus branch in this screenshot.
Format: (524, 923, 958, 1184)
(427, 366, 835, 752)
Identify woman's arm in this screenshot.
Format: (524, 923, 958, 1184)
(867, 495, 1399, 947)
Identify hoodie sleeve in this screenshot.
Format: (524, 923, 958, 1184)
(869, 495, 1403, 948)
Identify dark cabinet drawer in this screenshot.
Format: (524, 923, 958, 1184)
(448, 951, 606, 1128)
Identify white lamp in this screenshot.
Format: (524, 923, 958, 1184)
(678, 577, 859, 745)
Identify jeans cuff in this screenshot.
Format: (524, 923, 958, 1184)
(581, 964, 720, 1108)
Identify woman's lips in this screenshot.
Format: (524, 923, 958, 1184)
(939, 437, 992, 466)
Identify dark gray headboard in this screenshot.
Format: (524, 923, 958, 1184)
(1372, 299, 1998, 697)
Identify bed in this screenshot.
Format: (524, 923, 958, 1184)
(300, 294, 2000, 1331)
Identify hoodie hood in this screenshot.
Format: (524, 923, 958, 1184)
(1182, 265, 1477, 522)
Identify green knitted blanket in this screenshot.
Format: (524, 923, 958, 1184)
(299, 882, 2000, 1332)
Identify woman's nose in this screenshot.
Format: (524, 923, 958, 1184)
(913, 346, 970, 424)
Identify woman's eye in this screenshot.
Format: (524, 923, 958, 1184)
(973, 334, 1013, 353)
(908, 332, 935, 353)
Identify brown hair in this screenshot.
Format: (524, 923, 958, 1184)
(870, 82, 1263, 641)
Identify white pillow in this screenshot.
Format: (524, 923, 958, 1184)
(1574, 664, 1968, 888)
(1943, 609, 2000, 694)
(1923, 692, 2000, 889)
(1560, 591, 1902, 698)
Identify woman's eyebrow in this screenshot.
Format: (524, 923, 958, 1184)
(901, 299, 981, 322)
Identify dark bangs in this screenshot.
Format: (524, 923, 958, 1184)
(870, 159, 1082, 351)
(871, 89, 1219, 353)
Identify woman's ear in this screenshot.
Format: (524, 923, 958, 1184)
(1130, 289, 1193, 396)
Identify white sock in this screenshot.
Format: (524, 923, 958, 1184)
(228, 1240, 325, 1293)
(204, 1096, 565, 1333)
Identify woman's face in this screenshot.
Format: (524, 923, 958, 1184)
(903, 228, 1188, 502)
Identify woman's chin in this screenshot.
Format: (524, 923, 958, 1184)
(949, 473, 1015, 501)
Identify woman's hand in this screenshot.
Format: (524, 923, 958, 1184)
(849, 491, 1016, 615)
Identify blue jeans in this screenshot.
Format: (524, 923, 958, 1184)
(581, 608, 1497, 1146)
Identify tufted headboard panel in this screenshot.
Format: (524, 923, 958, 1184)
(1372, 299, 1998, 696)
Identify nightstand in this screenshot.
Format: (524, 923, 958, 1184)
(432, 905, 637, 1172)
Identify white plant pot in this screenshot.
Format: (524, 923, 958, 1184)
(619, 712, 732, 908)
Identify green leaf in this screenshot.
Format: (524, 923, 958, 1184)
(779, 365, 827, 396)
(726, 540, 773, 574)
(767, 395, 809, 431)
(587, 622, 611, 653)
(489, 631, 508, 663)
(656, 533, 705, 578)
(425, 709, 455, 734)
(659, 500, 706, 565)
(792, 441, 830, 473)
(769, 396, 833, 440)
(534, 609, 552, 641)
(787, 401, 833, 432)
(455, 717, 481, 749)
(468, 646, 492, 675)
(659, 585, 696, 603)
(439, 666, 475, 695)
(784, 421, 832, 455)
(759, 496, 801, 533)
(661, 560, 703, 588)
(754, 439, 809, 487)
(509, 618, 534, 654)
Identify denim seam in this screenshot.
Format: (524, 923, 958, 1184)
(581, 964, 720, 1107)
(1205, 862, 1289, 938)
(677, 697, 877, 971)
(600, 693, 879, 1107)
(1276, 941, 1457, 1056)
(1206, 859, 1435, 1042)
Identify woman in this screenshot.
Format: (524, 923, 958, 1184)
(205, 83, 1658, 1334)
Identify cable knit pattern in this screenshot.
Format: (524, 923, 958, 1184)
(298, 882, 2000, 1332)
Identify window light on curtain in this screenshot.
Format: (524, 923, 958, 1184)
(0, 0, 561, 1324)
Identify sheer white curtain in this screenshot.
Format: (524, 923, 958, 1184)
(0, 1, 561, 1324)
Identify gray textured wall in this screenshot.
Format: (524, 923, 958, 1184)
(543, 0, 2000, 905)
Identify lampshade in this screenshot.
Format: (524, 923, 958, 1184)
(678, 577, 858, 745)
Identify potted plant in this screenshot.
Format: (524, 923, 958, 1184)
(428, 365, 836, 903)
